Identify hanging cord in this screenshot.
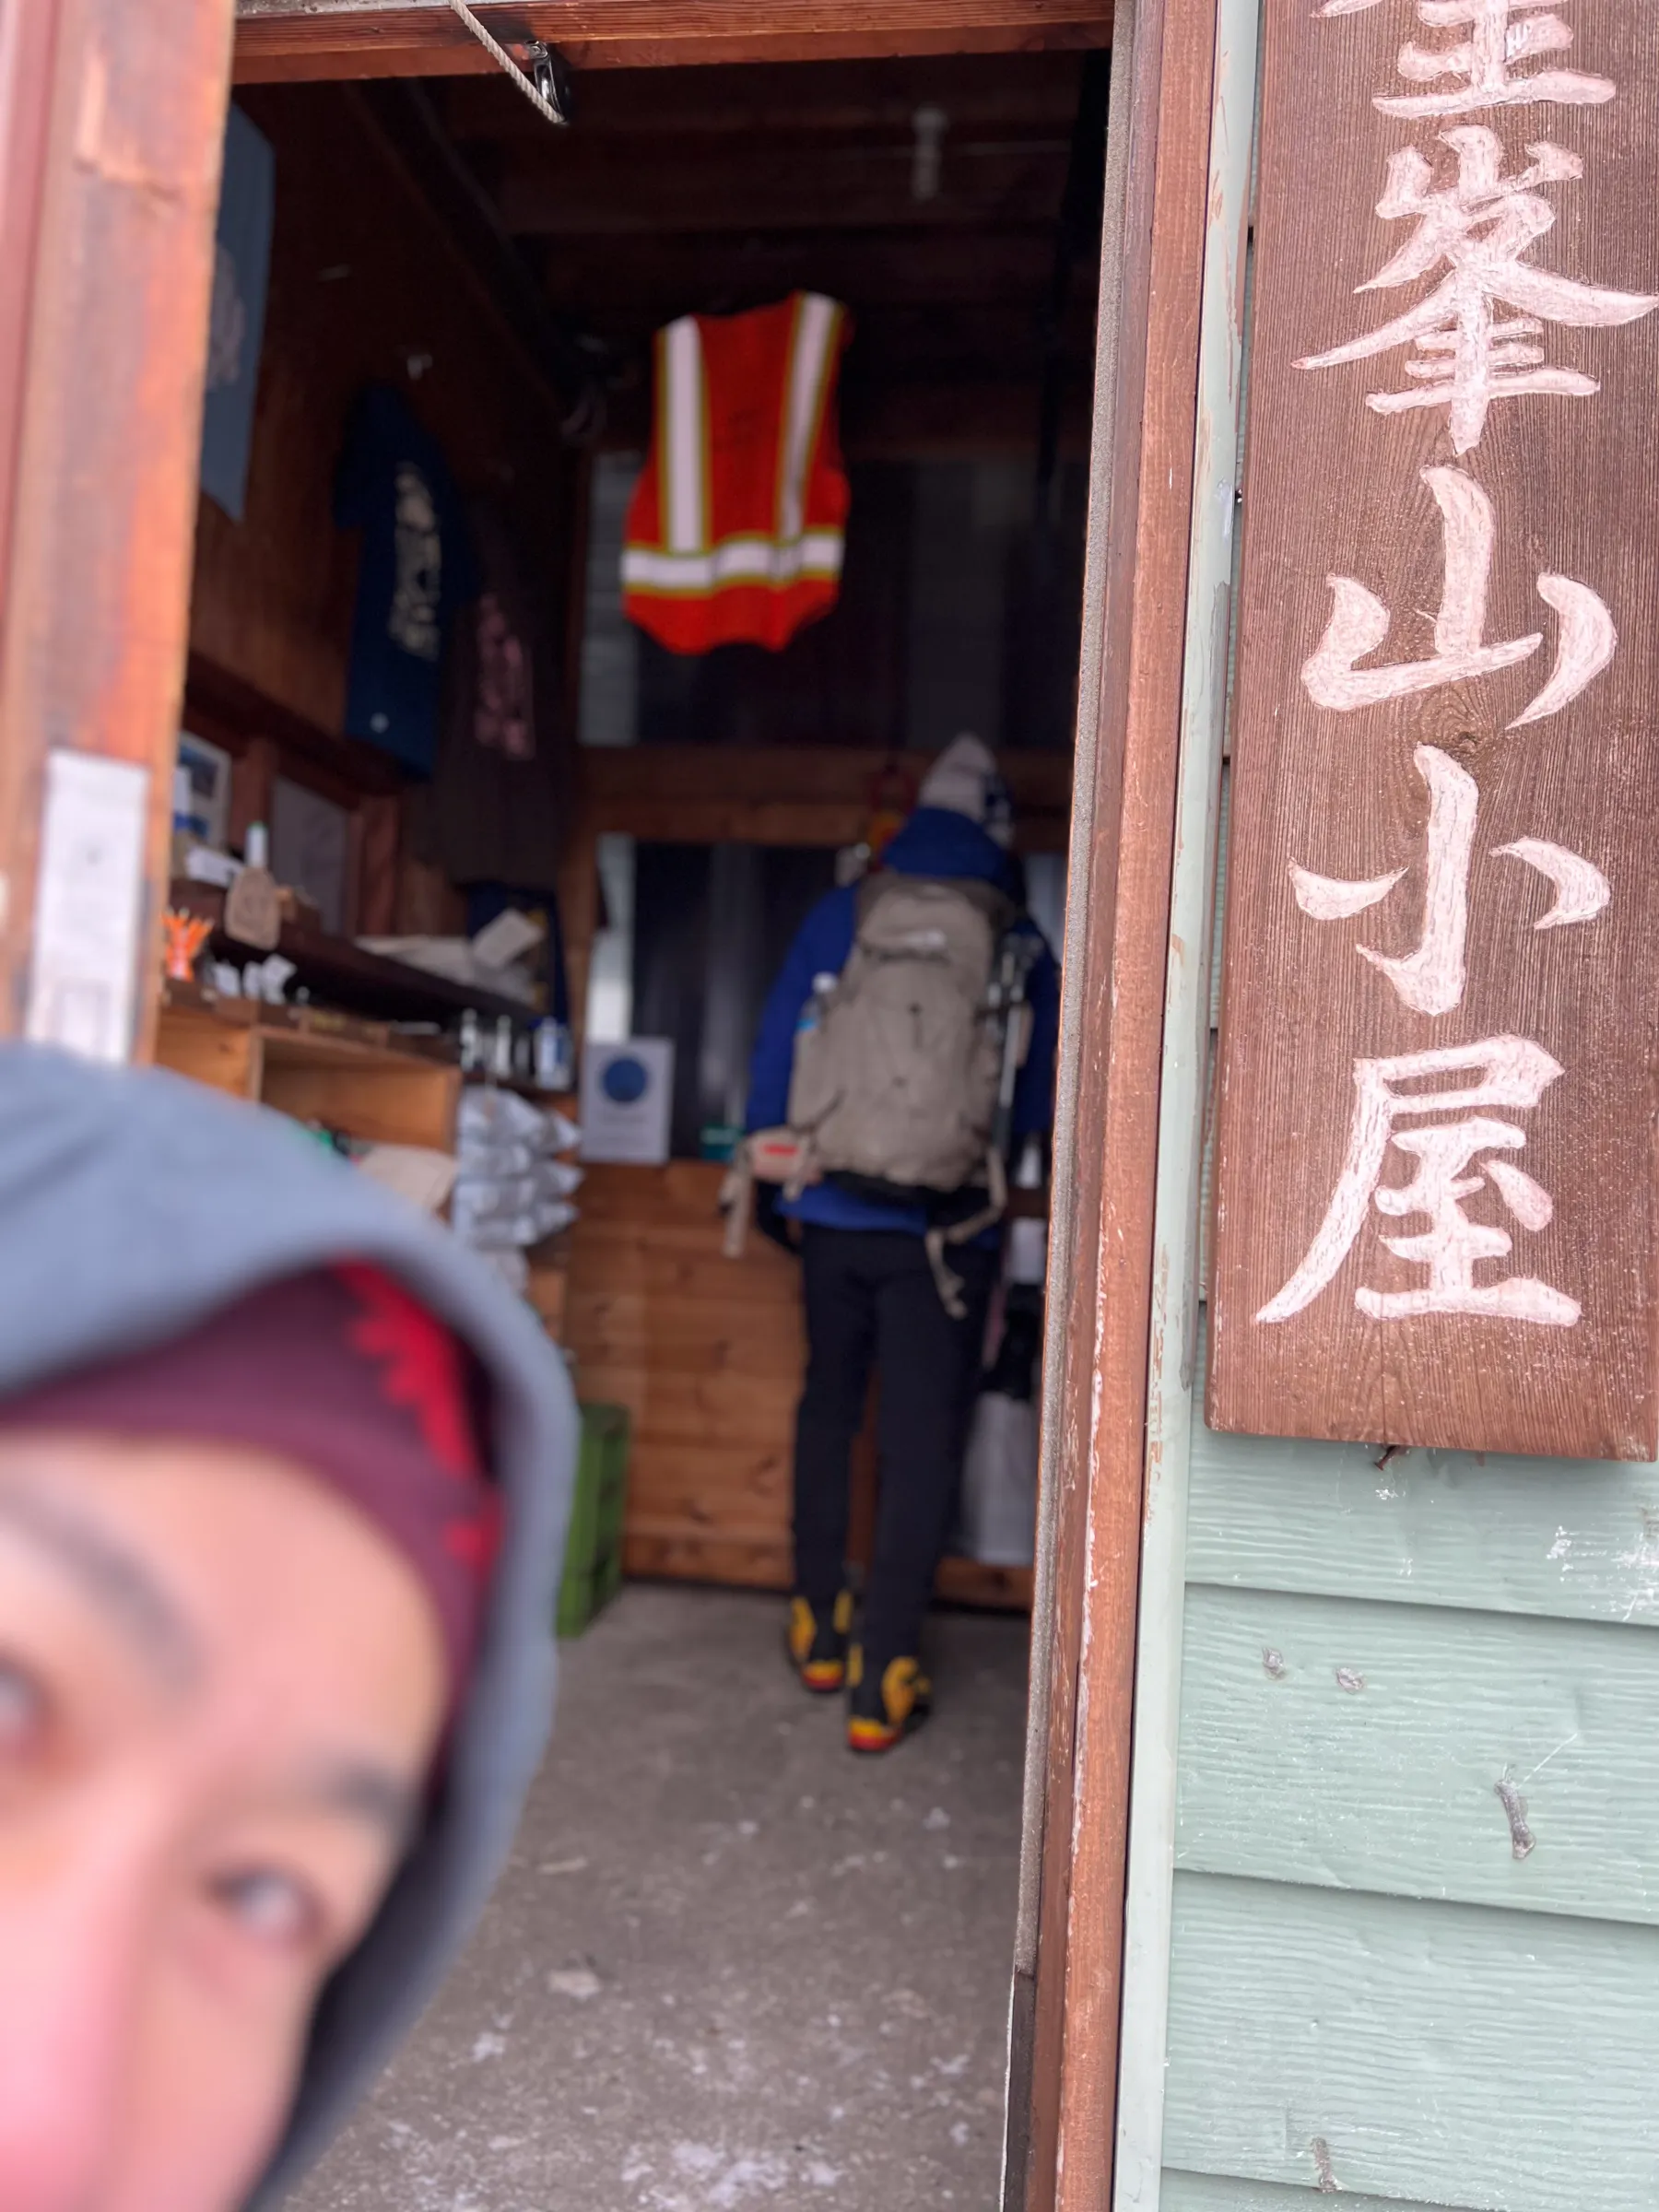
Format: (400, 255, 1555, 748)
(440, 1, 571, 129)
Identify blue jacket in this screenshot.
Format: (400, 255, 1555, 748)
(745, 806, 1060, 1235)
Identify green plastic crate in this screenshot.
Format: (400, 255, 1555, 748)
(557, 1403, 631, 1638)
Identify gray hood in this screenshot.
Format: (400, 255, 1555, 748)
(0, 1048, 576, 2206)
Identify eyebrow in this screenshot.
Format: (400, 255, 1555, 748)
(302, 1759, 422, 1848)
(0, 1483, 201, 1693)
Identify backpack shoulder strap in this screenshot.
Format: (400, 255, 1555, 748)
(854, 869, 1015, 935)
(853, 868, 900, 927)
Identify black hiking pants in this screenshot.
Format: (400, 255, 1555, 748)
(794, 1224, 997, 1668)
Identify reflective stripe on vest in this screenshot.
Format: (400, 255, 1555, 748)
(621, 291, 851, 652)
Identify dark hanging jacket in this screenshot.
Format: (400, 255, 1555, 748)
(419, 501, 569, 895)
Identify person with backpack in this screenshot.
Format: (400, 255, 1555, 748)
(744, 735, 1060, 1754)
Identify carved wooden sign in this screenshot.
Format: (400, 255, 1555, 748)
(1209, 2, 1659, 1458)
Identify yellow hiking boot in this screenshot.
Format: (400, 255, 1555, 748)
(846, 1647, 932, 1753)
(788, 1590, 853, 1694)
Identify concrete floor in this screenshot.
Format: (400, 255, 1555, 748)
(288, 1583, 1032, 2212)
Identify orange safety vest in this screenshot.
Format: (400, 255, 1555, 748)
(621, 292, 852, 655)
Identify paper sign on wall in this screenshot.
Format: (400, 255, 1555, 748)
(25, 751, 150, 1065)
(580, 1039, 675, 1166)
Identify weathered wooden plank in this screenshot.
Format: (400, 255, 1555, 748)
(233, 0, 1113, 81)
(1165, 1872, 1659, 2210)
(1035, 0, 1223, 2197)
(1206, 0, 1659, 1459)
(0, 0, 235, 1054)
(1163, 2176, 1449, 2212)
(1186, 1407, 1659, 1630)
(1177, 1584, 1659, 1924)
(1114, 0, 1259, 2198)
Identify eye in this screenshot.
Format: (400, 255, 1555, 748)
(206, 1867, 324, 1955)
(0, 1653, 48, 1756)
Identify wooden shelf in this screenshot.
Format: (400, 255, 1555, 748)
(282, 920, 540, 1028)
(158, 998, 461, 1150)
(172, 881, 538, 1028)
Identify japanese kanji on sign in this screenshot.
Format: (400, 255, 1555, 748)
(1208, 0, 1659, 1457)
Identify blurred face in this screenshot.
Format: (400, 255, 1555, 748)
(0, 1432, 447, 2212)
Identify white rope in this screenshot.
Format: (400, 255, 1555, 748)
(440, 0, 569, 128)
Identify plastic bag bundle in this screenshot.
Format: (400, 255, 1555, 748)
(452, 1088, 583, 1252)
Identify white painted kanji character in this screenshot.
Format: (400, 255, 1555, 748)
(1318, 0, 1614, 119)
(1303, 465, 1615, 727)
(1258, 1034, 1579, 1325)
(1290, 741, 1610, 1014)
(1298, 129, 1658, 453)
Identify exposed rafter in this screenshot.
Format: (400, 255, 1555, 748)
(234, 0, 1113, 83)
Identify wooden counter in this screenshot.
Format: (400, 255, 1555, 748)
(565, 1160, 1032, 1609)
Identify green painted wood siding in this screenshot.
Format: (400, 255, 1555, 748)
(1178, 1585, 1659, 1921)
(1159, 1371, 1659, 2209)
(1164, 2179, 1450, 2212)
(1151, 806, 1659, 2205)
(1187, 1424, 1659, 1627)
(1165, 1875, 1659, 2208)
(1127, 11, 1659, 2198)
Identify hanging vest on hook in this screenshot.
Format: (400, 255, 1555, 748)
(621, 292, 852, 655)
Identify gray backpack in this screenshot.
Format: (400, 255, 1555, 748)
(786, 873, 1015, 1200)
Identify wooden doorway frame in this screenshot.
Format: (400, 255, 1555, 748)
(0, 0, 235, 1053)
(0, 4, 1223, 2203)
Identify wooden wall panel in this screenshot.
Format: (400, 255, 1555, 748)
(565, 1162, 805, 1591)
(189, 84, 578, 743)
(1164, 1873, 1659, 2211)
(1208, 5, 1659, 1459)
(568, 1161, 1032, 1610)
(0, 0, 66, 629)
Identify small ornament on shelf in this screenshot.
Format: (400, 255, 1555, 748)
(160, 910, 214, 984)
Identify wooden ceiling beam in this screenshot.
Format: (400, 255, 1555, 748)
(537, 229, 1077, 315)
(596, 374, 1095, 458)
(233, 1, 1113, 83)
(578, 743, 1074, 852)
(841, 378, 1092, 457)
(437, 52, 1092, 138)
(498, 140, 1067, 234)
